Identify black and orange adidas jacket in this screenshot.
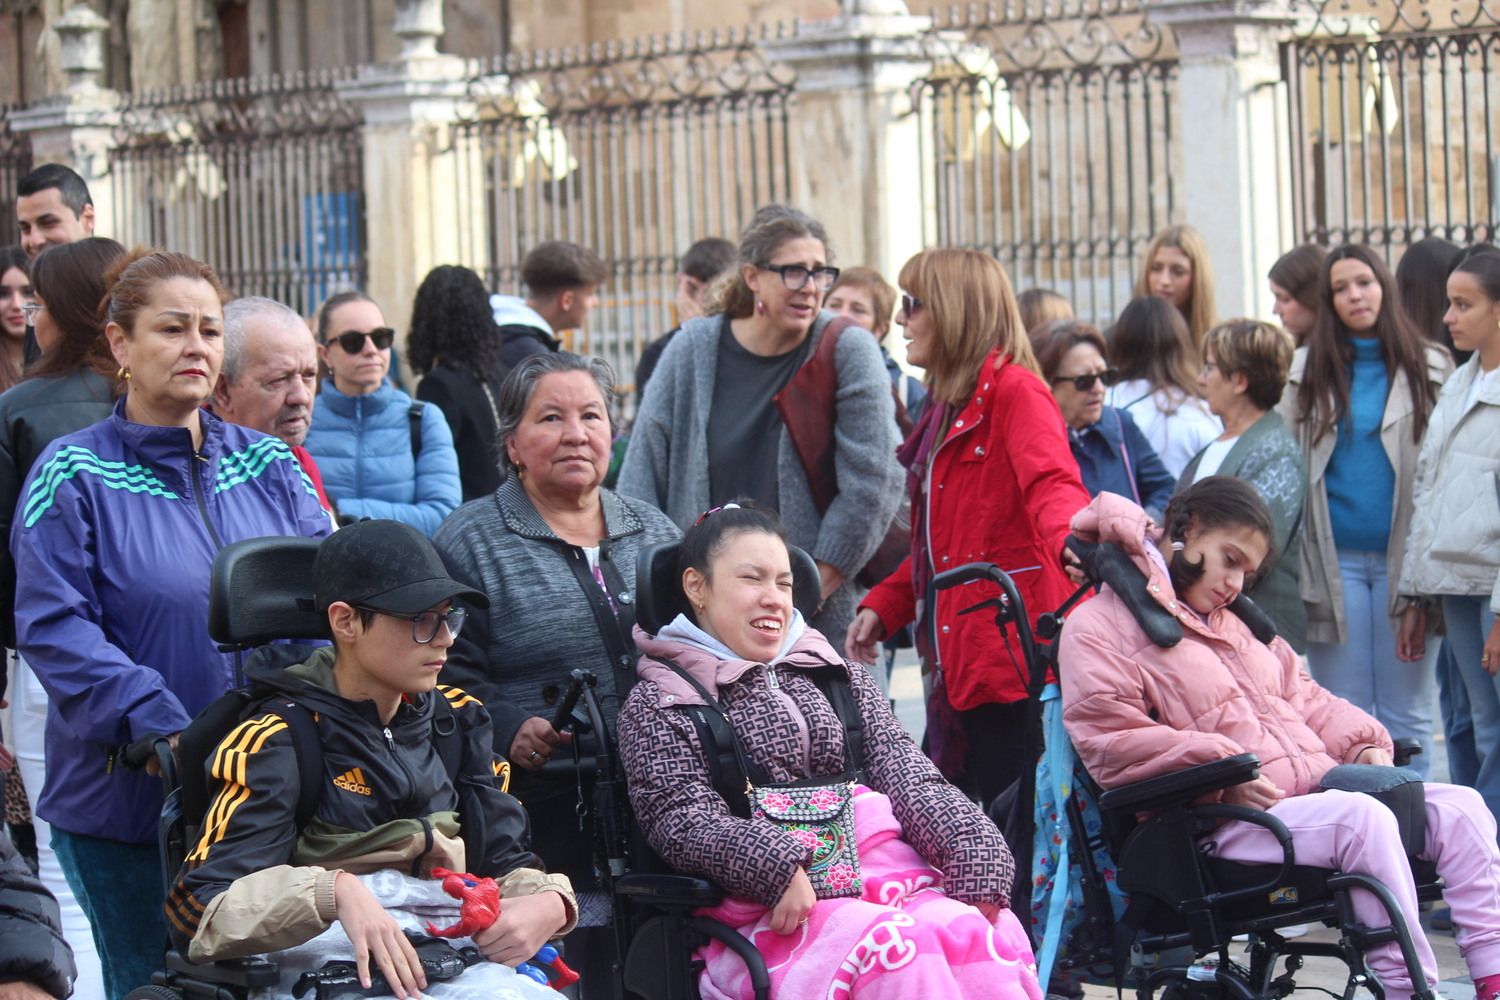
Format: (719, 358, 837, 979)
(165, 645, 577, 962)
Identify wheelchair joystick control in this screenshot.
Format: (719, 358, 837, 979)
(290, 932, 480, 1000)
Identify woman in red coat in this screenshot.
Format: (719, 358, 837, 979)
(847, 248, 1090, 806)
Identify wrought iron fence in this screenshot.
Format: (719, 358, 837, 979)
(0, 105, 32, 248)
(913, 0, 1180, 325)
(1283, 0, 1500, 254)
(108, 69, 367, 316)
(448, 26, 798, 403)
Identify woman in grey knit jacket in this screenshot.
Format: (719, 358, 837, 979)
(618, 205, 904, 645)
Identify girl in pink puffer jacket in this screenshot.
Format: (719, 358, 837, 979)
(1060, 479, 1500, 1000)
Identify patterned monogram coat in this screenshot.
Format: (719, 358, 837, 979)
(616, 621, 1014, 908)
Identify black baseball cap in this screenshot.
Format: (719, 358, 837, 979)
(313, 520, 490, 614)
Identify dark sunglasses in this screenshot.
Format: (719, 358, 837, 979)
(329, 327, 395, 354)
(899, 293, 923, 319)
(1051, 369, 1119, 392)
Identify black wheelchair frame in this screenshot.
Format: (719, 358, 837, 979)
(929, 545, 1442, 1000)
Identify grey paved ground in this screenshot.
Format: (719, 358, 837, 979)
(883, 654, 1471, 999)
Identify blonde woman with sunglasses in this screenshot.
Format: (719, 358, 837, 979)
(848, 249, 1090, 809)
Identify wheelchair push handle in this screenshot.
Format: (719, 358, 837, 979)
(120, 733, 177, 787)
(551, 669, 596, 733)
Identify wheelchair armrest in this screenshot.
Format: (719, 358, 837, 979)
(1097, 753, 1261, 815)
(614, 873, 725, 908)
(1184, 802, 1296, 907)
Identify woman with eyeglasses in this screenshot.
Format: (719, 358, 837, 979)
(1276, 244, 1451, 778)
(619, 205, 903, 646)
(1031, 319, 1175, 522)
(11, 249, 332, 999)
(848, 248, 1090, 809)
(304, 290, 461, 537)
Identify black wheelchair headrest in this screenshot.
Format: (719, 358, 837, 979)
(635, 541, 823, 636)
(1066, 537, 1182, 647)
(1065, 536, 1281, 648)
(208, 536, 329, 647)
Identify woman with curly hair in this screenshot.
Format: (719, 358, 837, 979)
(410, 264, 510, 500)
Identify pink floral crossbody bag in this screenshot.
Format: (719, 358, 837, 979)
(658, 657, 867, 899)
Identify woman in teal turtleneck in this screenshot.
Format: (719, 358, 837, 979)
(1276, 244, 1451, 775)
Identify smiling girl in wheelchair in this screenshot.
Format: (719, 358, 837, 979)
(617, 501, 1042, 999)
(1060, 477, 1500, 1000)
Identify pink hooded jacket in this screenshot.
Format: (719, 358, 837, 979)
(1058, 493, 1391, 797)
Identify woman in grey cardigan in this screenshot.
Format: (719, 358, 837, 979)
(618, 205, 903, 645)
(434, 352, 678, 982)
(1178, 319, 1307, 651)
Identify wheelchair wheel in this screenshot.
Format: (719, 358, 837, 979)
(123, 987, 184, 1000)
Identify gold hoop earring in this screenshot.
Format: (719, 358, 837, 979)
(116, 366, 131, 382)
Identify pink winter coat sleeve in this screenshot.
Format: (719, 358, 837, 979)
(1274, 637, 1394, 763)
(1059, 610, 1245, 789)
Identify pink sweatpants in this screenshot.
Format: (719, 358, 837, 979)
(1208, 784, 1500, 999)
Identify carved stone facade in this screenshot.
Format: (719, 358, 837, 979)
(2, 0, 871, 106)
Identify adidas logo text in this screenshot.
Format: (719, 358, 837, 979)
(333, 767, 372, 796)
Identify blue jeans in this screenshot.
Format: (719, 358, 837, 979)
(1437, 635, 1480, 786)
(51, 828, 165, 1000)
(1306, 548, 1435, 778)
(1440, 594, 1500, 837)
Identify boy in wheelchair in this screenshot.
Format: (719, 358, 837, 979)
(163, 521, 576, 998)
(1060, 478, 1500, 1000)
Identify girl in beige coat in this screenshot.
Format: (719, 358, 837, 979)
(1276, 244, 1451, 777)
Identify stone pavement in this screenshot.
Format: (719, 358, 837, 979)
(884, 655, 1474, 999)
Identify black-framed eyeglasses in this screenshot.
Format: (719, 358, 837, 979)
(20, 302, 42, 325)
(899, 293, 923, 319)
(329, 327, 395, 354)
(760, 264, 840, 293)
(358, 606, 466, 644)
(1051, 369, 1119, 392)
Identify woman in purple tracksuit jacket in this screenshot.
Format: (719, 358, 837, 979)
(10, 250, 330, 1000)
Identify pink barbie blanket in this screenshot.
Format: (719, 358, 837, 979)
(694, 787, 1042, 999)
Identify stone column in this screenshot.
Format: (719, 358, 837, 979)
(1149, 0, 1297, 320)
(10, 4, 121, 238)
(760, 2, 937, 282)
(337, 0, 482, 368)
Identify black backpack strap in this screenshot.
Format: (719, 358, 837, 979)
(431, 691, 464, 779)
(685, 703, 752, 819)
(409, 402, 424, 460)
(655, 657, 764, 818)
(810, 668, 864, 775)
(267, 699, 325, 831)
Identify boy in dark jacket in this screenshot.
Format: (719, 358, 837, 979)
(165, 521, 575, 998)
(0, 821, 75, 999)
